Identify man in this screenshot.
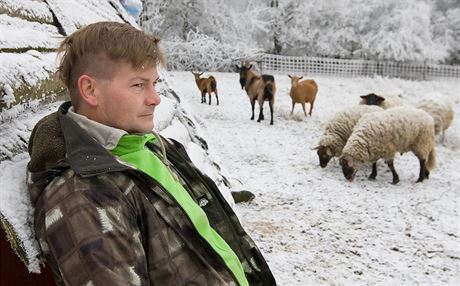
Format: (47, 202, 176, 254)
(27, 22, 276, 286)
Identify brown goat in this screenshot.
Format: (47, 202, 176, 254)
(288, 75, 318, 116)
(236, 63, 276, 125)
(192, 71, 219, 105)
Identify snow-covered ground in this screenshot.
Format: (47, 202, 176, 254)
(169, 71, 460, 285)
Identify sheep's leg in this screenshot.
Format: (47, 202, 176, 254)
(416, 158, 429, 183)
(369, 162, 377, 180)
(250, 99, 255, 120)
(302, 102, 307, 117)
(309, 101, 314, 116)
(257, 107, 264, 122)
(386, 159, 399, 184)
(269, 101, 274, 125)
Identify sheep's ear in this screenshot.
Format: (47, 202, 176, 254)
(376, 95, 385, 102)
(311, 145, 320, 150)
(326, 148, 332, 156)
(339, 157, 348, 167)
(360, 94, 369, 99)
(340, 155, 353, 167)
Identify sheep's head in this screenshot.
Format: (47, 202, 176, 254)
(360, 93, 385, 106)
(339, 154, 359, 182)
(236, 64, 252, 89)
(288, 74, 303, 86)
(192, 71, 204, 81)
(315, 145, 333, 168)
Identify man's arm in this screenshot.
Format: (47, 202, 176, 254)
(35, 174, 148, 286)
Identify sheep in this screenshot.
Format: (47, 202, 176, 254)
(192, 71, 219, 105)
(416, 99, 454, 140)
(236, 63, 276, 125)
(359, 93, 403, 109)
(287, 75, 318, 116)
(314, 105, 383, 168)
(339, 106, 436, 184)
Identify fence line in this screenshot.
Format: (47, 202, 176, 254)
(259, 54, 460, 80)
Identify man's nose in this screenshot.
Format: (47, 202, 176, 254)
(145, 86, 161, 106)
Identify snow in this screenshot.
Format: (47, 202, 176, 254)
(169, 71, 460, 285)
(0, 14, 61, 49)
(0, 52, 58, 90)
(46, 0, 138, 35)
(0, 101, 63, 273)
(0, 0, 53, 23)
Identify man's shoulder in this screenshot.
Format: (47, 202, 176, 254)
(41, 169, 138, 209)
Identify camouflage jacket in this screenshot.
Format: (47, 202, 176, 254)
(27, 102, 276, 286)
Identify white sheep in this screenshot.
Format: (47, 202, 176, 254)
(339, 106, 436, 184)
(416, 99, 454, 140)
(359, 93, 403, 109)
(315, 105, 383, 168)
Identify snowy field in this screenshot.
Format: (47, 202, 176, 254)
(169, 71, 460, 285)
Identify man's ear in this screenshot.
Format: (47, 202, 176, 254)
(77, 74, 98, 107)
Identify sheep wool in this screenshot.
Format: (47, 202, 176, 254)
(342, 106, 436, 171)
(318, 105, 383, 156)
(416, 99, 454, 136)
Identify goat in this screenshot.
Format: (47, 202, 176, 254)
(192, 71, 219, 105)
(236, 63, 276, 125)
(288, 75, 318, 116)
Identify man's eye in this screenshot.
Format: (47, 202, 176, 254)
(132, 83, 144, 88)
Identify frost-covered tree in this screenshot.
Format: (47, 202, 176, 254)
(139, 0, 460, 68)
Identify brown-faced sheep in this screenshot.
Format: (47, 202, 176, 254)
(359, 93, 402, 109)
(340, 106, 436, 184)
(315, 105, 383, 168)
(236, 63, 276, 125)
(192, 71, 219, 105)
(288, 75, 318, 116)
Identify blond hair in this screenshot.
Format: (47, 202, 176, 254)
(57, 21, 164, 108)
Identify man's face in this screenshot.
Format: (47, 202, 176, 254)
(93, 62, 160, 133)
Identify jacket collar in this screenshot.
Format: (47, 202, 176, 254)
(58, 102, 130, 177)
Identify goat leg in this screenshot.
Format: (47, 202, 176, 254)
(215, 91, 219, 105)
(309, 101, 314, 116)
(269, 102, 274, 125)
(208, 92, 211, 105)
(369, 162, 377, 180)
(257, 107, 264, 122)
(302, 103, 307, 117)
(387, 159, 399, 184)
(250, 99, 255, 120)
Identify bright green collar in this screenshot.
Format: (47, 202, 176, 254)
(112, 134, 156, 156)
